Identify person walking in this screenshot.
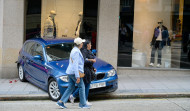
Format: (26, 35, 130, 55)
(69, 40, 96, 106)
(56, 37, 90, 109)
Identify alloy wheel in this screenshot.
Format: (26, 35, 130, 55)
(18, 65, 24, 80)
(49, 80, 60, 100)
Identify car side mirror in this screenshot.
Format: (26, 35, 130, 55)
(34, 55, 42, 60)
(92, 49, 97, 55)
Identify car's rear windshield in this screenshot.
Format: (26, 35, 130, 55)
(45, 43, 74, 61)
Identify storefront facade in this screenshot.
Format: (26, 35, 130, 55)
(0, 0, 190, 78)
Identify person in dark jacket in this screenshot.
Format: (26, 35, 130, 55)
(69, 40, 96, 106)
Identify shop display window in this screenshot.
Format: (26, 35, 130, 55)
(118, 0, 190, 69)
(26, 0, 98, 49)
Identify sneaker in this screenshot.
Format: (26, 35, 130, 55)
(69, 94, 75, 104)
(56, 101, 67, 109)
(86, 100, 92, 106)
(79, 104, 91, 109)
(157, 64, 161, 67)
(149, 63, 154, 67)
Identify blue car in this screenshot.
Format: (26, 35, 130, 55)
(17, 38, 118, 101)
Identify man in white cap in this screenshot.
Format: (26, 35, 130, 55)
(44, 10, 57, 38)
(57, 37, 91, 109)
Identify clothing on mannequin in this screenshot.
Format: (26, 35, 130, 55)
(149, 19, 170, 67)
(44, 10, 57, 38)
(75, 12, 83, 37)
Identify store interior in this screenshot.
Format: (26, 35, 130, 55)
(118, 0, 190, 69)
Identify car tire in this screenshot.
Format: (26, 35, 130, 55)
(18, 65, 27, 82)
(48, 78, 61, 101)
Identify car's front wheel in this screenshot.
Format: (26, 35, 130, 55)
(18, 65, 27, 82)
(48, 78, 61, 101)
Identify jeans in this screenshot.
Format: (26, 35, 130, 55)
(60, 75, 86, 105)
(73, 82, 91, 100)
(150, 41, 162, 64)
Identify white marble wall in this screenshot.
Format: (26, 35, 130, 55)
(97, 0, 120, 69)
(0, 0, 24, 78)
(0, 0, 3, 47)
(0, 0, 3, 75)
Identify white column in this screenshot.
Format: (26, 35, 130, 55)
(97, 0, 120, 69)
(0, 0, 24, 78)
(0, 0, 3, 77)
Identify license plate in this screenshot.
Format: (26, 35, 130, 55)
(90, 82, 106, 89)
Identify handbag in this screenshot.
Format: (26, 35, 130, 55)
(71, 58, 85, 78)
(91, 68, 96, 81)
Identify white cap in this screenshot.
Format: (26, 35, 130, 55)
(74, 37, 85, 45)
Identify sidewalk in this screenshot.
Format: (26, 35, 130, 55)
(0, 72, 190, 100)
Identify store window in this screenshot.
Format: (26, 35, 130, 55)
(118, 0, 134, 67)
(25, 0, 41, 40)
(118, 0, 190, 69)
(41, 0, 97, 45)
(25, 0, 98, 49)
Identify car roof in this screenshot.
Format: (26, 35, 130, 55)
(28, 37, 74, 46)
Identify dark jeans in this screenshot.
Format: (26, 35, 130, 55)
(73, 82, 91, 100)
(150, 41, 162, 64)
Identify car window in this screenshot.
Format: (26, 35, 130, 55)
(33, 43, 44, 60)
(45, 43, 74, 61)
(24, 42, 36, 55)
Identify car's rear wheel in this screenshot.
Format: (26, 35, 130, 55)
(18, 65, 27, 82)
(48, 78, 61, 101)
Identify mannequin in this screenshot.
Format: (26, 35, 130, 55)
(75, 12, 83, 37)
(44, 10, 57, 38)
(149, 19, 170, 67)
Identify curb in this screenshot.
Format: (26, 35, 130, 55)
(89, 93, 190, 100)
(0, 95, 49, 101)
(1, 93, 190, 101)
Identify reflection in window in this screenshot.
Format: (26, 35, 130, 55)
(46, 43, 74, 61)
(24, 42, 35, 54)
(33, 44, 44, 59)
(118, 0, 190, 69)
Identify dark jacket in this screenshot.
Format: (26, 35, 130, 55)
(81, 48, 96, 84)
(151, 25, 171, 48)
